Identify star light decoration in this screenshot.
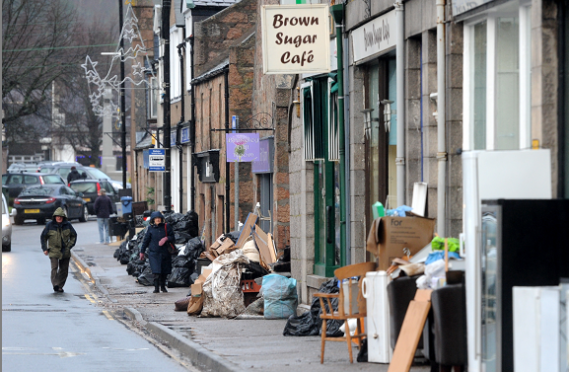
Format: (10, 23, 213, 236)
(82, 2, 157, 118)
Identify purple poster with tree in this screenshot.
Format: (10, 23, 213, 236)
(226, 133, 260, 162)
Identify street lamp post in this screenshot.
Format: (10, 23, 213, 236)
(119, 0, 127, 190)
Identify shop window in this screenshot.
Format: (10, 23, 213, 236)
(463, 2, 532, 151)
(301, 80, 325, 161)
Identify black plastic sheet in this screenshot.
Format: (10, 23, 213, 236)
(283, 279, 344, 337)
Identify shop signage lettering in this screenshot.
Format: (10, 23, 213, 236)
(452, 0, 492, 16)
(363, 20, 390, 52)
(226, 133, 260, 162)
(261, 4, 330, 74)
(352, 10, 396, 64)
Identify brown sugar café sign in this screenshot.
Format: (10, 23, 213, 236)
(261, 4, 330, 75)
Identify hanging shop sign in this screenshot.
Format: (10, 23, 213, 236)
(261, 4, 330, 74)
(351, 10, 396, 64)
(226, 133, 260, 162)
(453, 0, 493, 16)
(171, 130, 177, 147)
(148, 149, 165, 172)
(193, 150, 220, 183)
(252, 137, 274, 174)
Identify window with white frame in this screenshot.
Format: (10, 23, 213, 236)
(463, 1, 532, 151)
(170, 28, 182, 101)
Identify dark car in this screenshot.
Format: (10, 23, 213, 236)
(69, 179, 118, 215)
(13, 185, 88, 225)
(42, 163, 131, 190)
(2, 173, 66, 206)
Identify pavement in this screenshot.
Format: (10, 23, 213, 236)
(71, 241, 430, 372)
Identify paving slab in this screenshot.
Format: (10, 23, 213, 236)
(72, 242, 430, 372)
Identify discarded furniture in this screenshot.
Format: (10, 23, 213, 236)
(315, 261, 376, 363)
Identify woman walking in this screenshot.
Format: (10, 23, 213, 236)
(139, 211, 174, 293)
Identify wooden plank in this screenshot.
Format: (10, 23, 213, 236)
(267, 233, 277, 263)
(414, 289, 433, 302)
(387, 291, 432, 372)
(235, 213, 258, 249)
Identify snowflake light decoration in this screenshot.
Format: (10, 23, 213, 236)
(82, 3, 157, 118)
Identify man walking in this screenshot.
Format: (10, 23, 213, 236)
(94, 189, 113, 244)
(67, 166, 82, 185)
(41, 208, 77, 293)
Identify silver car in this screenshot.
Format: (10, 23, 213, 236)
(2, 194, 13, 252)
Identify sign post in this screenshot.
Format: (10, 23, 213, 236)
(148, 149, 166, 172)
(232, 115, 239, 229)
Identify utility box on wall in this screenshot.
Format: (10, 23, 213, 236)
(193, 150, 220, 183)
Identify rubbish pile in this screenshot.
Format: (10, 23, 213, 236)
(113, 210, 202, 287)
(174, 213, 294, 319)
(283, 279, 343, 337)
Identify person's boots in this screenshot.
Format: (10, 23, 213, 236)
(160, 274, 168, 293)
(153, 278, 160, 293)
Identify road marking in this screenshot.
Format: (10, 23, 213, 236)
(2, 347, 84, 358)
(102, 310, 115, 320)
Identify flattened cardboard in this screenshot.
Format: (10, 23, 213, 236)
(254, 225, 275, 265)
(267, 233, 277, 263)
(191, 282, 203, 296)
(216, 239, 235, 255)
(235, 213, 258, 249)
(367, 216, 436, 270)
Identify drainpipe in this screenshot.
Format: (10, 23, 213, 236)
(177, 35, 185, 212)
(330, 3, 346, 267)
(162, 0, 172, 212)
(188, 35, 195, 210)
(436, 0, 447, 236)
(224, 68, 231, 232)
(395, 2, 406, 208)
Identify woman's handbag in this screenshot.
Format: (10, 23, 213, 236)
(164, 224, 177, 255)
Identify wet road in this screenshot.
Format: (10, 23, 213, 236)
(2, 218, 190, 372)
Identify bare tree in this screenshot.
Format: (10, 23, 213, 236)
(2, 0, 83, 124)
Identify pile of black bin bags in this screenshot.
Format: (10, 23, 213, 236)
(283, 279, 344, 337)
(113, 210, 203, 287)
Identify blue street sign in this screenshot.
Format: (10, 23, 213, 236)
(148, 149, 165, 172)
(181, 127, 190, 144)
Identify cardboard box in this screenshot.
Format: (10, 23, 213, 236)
(367, 216, 435, 270)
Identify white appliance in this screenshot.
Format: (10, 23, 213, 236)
(513, 286, 560, 372)
(462, 149, 552, 372)
(361, 271, 392, 363)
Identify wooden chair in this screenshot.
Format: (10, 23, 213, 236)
(314, 261, 377, 363)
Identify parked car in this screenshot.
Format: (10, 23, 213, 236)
(2, 173, 66, 205)
(36, 161, 82, 174)
(41, 163, 131, 189)
(12, 185, 88, 225)
(7, 163, 40, 173)
(69, 179, 118, 215)
(2, 194, 13, 252)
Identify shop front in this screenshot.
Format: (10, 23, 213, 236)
(350, 10, 397, 234)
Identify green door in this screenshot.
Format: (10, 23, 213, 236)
(305, 78, 341, 277)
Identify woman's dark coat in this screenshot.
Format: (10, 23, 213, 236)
(140, 212, 174, 275)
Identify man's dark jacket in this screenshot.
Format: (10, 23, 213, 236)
(94, 195, 114, 218)
(40, 207, 77, 260)
(67, 169, 82, 184)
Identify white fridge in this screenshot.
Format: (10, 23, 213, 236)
(462, 149, 552, 372)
